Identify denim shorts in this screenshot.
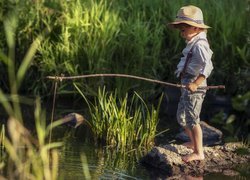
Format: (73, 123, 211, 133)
(176, 74, 206, 129)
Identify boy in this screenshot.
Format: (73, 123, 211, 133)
(169, 5, 213, 162)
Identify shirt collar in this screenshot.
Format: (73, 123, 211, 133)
(186, 31, 207, 44)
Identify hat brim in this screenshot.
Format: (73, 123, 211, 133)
(168, 20, 211, 29)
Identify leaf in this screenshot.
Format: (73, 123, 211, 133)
(232, 92, 250, 111)
(226, 114, 236, 124)
(16, 34, 43, 89)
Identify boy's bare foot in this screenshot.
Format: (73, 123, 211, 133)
(182, 142, 194, 150)
(182, 153, 205, 162)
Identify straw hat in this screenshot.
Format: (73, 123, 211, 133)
(169, 5, 210, 29)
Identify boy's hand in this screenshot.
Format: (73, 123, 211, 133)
(186, 75, 205, 92)
(186, 82, 198, 92)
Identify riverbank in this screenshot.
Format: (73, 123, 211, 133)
(141, 142, 250, 177)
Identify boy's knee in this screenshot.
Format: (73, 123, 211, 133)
(186, 115, 200, 129)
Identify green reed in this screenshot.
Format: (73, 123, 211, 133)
(2, 100, 62, 180)
(31, 0, 168, 96)
(80, 153, 91, 180)
(0, 0, 249, 133)
(75, 85, 162, 151)
(0, 8, 63, 179)
(0, 125, 5, 153)
(1, 0, 249, 96)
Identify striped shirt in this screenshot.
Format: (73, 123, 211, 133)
(176, 32, 213, 79)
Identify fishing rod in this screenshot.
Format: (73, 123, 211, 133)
(46, 73, 225, 90)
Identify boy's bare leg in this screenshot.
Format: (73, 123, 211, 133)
(183, 127, 194, 149)
(182, 124, 205, 162)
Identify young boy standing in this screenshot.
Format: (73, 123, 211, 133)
(169, 5, 213, 162)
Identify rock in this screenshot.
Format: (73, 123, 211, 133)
(176, 121, 223, 146)
(62, 113, 85, 128)
(140, 142, 250, 177)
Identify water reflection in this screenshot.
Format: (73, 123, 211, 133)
(53, 126, 249, 180)
(56, 128, 149, 179)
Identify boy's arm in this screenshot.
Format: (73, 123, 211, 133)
(186, 74, 206, 92)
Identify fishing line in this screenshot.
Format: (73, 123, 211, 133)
(48, 80, 58, 145)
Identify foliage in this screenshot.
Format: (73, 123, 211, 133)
(211, 91, 250, 142)
(75, 85, 162, 151)
(1, 102, 62, 180)
(0, 1, 249, 178)
(0, 9, 62, 179)
(0, 0, 249, 96)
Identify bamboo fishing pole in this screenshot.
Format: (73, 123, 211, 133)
(46, 73, 225, 90)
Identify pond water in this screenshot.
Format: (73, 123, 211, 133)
(54, 127, 150, 179)
(1, 101, 249, 179)
(49, 93, 249, 180)
(53, 125, 250, 180)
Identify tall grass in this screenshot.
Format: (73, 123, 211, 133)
(27, 0, 168, 96)
(75, 85, 162, 151)
(1, 0, 249, 96)
(8, 0, 250, 144)
(201, 0, 249, 94)
(0, 8, 63, 179)
(2, 100, 62, 180)
(0, 0, 249, 145)
(0, 125, 5, 153)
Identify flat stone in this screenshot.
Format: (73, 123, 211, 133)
(140, 142, 250, 177)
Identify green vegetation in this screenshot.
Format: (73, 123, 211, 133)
(0, 0, 249, 96)
(211, 91, 250, 142)
(75, 85, 162, 151)
(0, 10, 61, 179)
(0, 0, 249, 178)
(1, 103, 62, 180)
(0, 3, 163, 178)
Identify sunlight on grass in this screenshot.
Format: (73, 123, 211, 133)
(75, 84, 163, 151)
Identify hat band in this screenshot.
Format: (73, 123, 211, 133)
(176, 16, 203, 24)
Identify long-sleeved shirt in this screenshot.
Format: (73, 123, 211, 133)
(175, 31, 213, 79)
